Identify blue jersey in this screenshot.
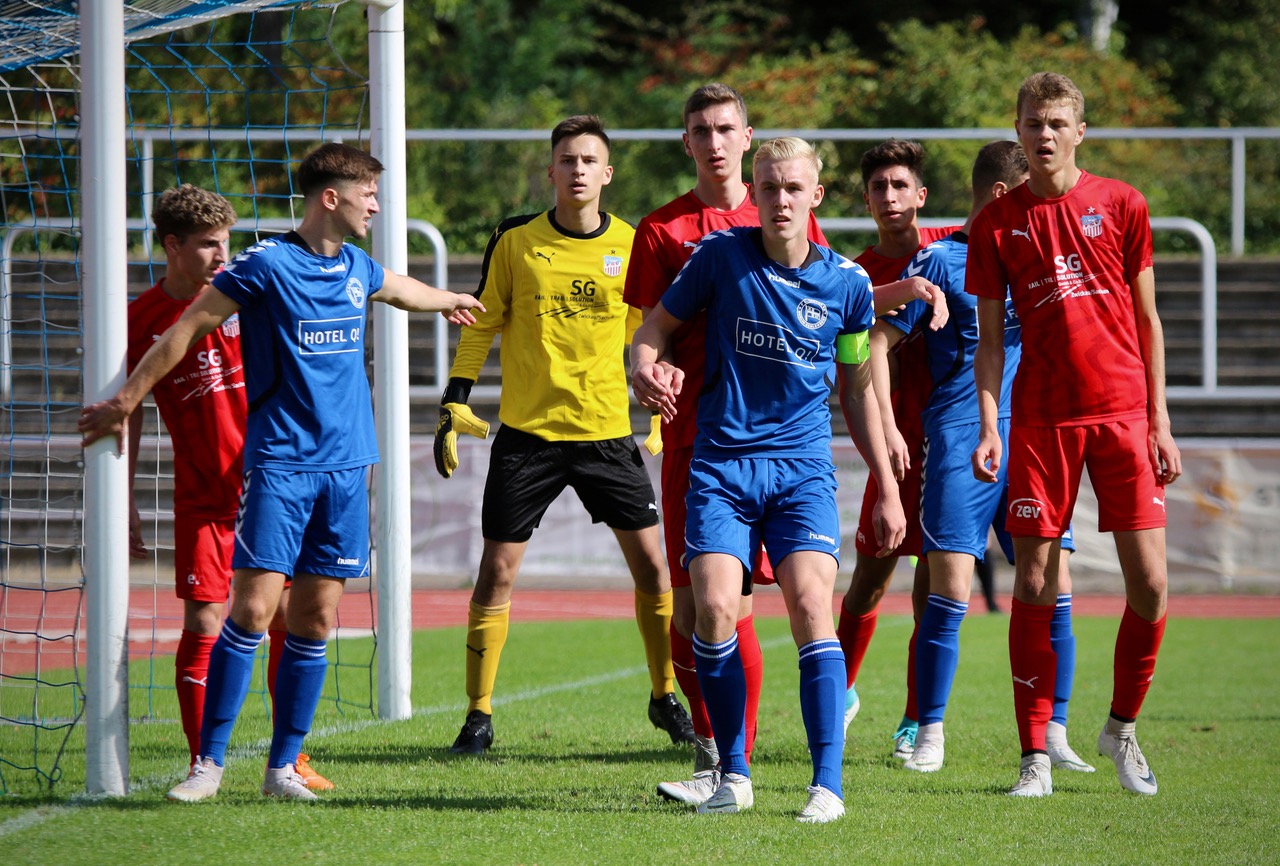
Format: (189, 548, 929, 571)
(661, 227, 876, 460)
(885, 232, 1019, 433)
(213, 233, 385, 472)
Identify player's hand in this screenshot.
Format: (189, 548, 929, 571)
(901, 276, 949, 330)
(78, 397, 129, 452)
(1149, 415, 1182, 485)
(971, 429, 1002, 483)
(643, 413, 663, 456)
(872, 488, 907, 557)
(434, 402, 489, 478)
(434, 379, 488, 479)
(632, 361, 682, 422)
(885, 425, 910, 481)
(129, 505, 148, 559)
(441, 294, 485, 326)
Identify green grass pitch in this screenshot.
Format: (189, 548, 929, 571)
(1, 612, 1276, 865)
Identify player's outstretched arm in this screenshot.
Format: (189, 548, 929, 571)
(970, 296, 1006, 484)
(79, 287, 238, 452)
(872, 276, 949, 330)
(630, 302, 684, 422)
(867, 323, 910, 480)
(1132, 266, 1182, 485)
(375, 270, 486, 324)
(839, 354, 906, 556)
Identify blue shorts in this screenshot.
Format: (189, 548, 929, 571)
(232, 465, 371, 579)
(685, 456, 840, 580)
(920, 421, 1009, 559)
(920, 421, 1075, 563)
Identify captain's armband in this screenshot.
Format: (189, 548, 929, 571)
(836, 331, 870, 364)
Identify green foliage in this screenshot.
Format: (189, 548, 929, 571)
(2, 615, 1277, 864)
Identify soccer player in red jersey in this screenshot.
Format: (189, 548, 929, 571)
(124, 185, 333, 791)
(968, 72, 1180, 797)
(626, 84, 829, 805)
(835, 140, 958, 759)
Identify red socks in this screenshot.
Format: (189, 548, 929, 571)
(268, 627, 287, 709)
(175, 630, 217, 764)
(1009, 598, 1057, 753)
(836, 605, 878, 689)
(736, 614, 763, 761)
(903, 622, 919, 723)
(1111, 604, 1166, 721)
(669, 625, 711, 738)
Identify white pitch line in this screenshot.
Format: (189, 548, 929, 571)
(0, 634, 801, 838)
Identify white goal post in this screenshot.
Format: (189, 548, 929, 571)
(74, 0, 412, 796)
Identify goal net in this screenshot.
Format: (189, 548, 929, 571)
(0, 0, 385, 794)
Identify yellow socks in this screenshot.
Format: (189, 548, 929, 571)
(464, 600, 510, 715)
(635, 589, 675, 697)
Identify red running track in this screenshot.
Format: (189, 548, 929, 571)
(2, 587, 1277, 677)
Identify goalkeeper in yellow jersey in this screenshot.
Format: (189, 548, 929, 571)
(437, 115, 693, 755)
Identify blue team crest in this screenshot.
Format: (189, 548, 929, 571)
(603, 255, 623, 277)
(1081, 209, 1104, 238)
(795, 298, 828, 330)
(345, 276, 366, 308)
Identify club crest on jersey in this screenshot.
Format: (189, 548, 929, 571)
(345, 277, 366, 308)
(221, 313, 240, 339)
(1081, 207, 1104, 238)
(603, 255, 623, 278)
(795, 298, 828, 330)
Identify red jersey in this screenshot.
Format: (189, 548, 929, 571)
(966, 171, 1152, 427)
(854, 225, 957, 286)
(127, 281, 247, 519)
(624, 188, 828, 450)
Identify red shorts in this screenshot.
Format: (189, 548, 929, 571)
(173, 513, 236, 603)
(1005, 417, 1167, 537)
(662, 446, 776, 590)
(855, 341, 929, 558)
(854, 456, 924, 558)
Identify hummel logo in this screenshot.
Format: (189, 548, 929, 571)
(181, 676, 207, 687)
(1012, 675, 1039, 689)
(319, 262, 347, 274)
(466, 644, 487, 658)
(1011, 227, 1032, 241)
(534, 251, 554, 265)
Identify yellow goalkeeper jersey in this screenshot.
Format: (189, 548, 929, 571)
(449, 209, 641, 442)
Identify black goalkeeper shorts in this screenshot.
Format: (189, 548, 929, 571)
(481, 425, 659, 543)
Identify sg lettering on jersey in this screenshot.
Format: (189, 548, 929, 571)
(297, 316, 363, 355)
(1054, 253, 1083, 274)
(197, 348, 222, 370)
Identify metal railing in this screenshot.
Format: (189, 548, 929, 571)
(3, 126, 1276, 253)
(1, 216, 449, 403)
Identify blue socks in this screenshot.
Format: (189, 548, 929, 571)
(1050, 594, 1075, 726)
(693, 632, 749, 777)
(267, 633, 329, 769)
(916, 594, 968, 726)
(199, 618, 264, 766)
(798, 639, 845, 798)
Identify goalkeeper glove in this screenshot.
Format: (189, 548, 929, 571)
(643, 412, 663, 456)
(434, 378, 489, 478)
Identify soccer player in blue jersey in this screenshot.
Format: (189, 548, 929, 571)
(867, 141, 1094, 775)
(632, 137, 946, 823)
(79, 143, 484, 802)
